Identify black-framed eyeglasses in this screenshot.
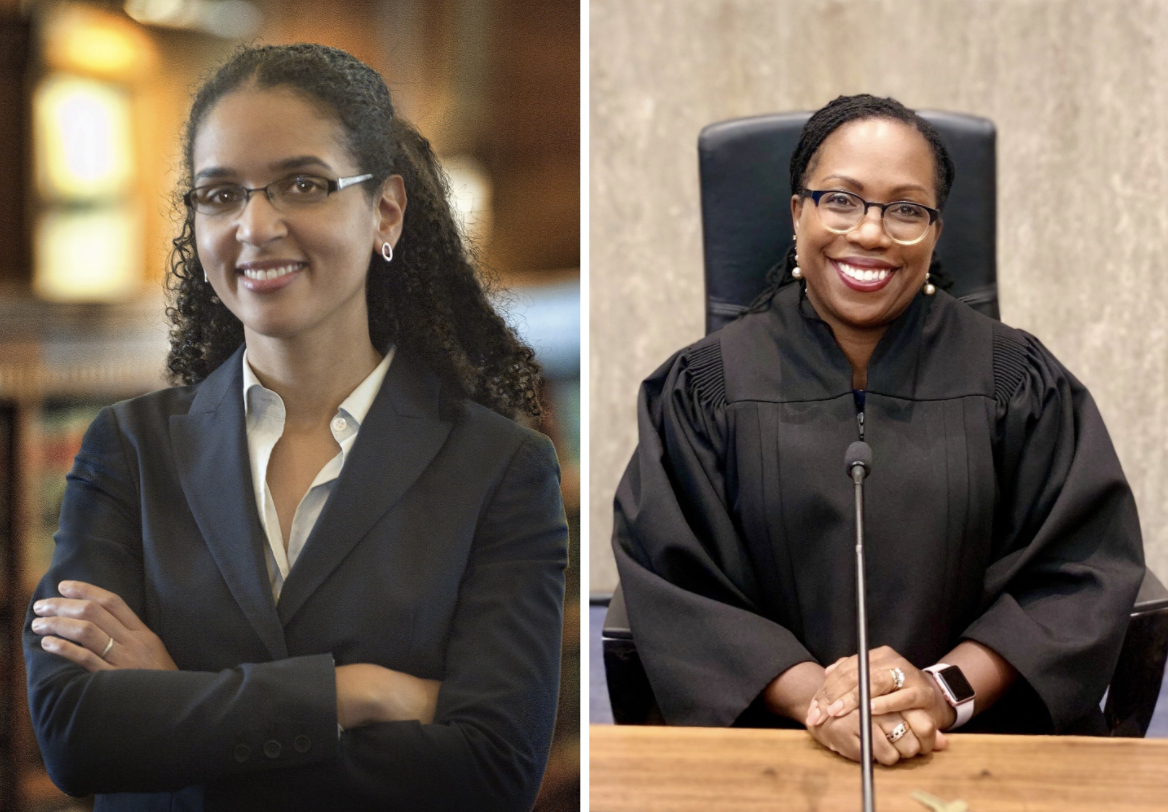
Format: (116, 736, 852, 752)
(183, 173, 375, 216)
(803, 189, 940, 246)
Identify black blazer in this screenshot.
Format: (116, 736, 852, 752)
(24, 347, 568, 811)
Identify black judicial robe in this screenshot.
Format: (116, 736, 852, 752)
(613, 283, 1144, 734)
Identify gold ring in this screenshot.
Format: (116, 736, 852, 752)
(100, 635, 114, 659)
(890, 667, 905, 690)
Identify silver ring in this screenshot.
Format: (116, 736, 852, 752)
(100, 635, 114, 659)
(889, 667, 905, 691)
(887, 722, 908, 743)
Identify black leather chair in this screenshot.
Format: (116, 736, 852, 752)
(602, 112, 1168, 737)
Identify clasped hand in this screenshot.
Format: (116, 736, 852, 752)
(32, 580, 441, 728)
(805, 646, 953, 765)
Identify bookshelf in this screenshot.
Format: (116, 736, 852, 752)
(0, 294, 167, 812)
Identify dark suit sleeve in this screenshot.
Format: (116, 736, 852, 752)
(961, 328, 1144, 731)
(613, 344, 814, 727)
(24, 407, 340, 796)
(325, 431, 568, 811)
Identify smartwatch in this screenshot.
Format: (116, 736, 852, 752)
(924, 663, 975, 730)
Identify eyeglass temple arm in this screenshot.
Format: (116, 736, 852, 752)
(333, 173, 374, 192)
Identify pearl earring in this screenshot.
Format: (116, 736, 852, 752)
(791, 234, 803, 280)
(923, 273, 935, 296)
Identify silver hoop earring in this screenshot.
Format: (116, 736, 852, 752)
(381, 241, 394, 263)
(923, 273, 935, 296)
(203, 269, 208, 283)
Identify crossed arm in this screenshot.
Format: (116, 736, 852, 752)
(31, 580, 440, 728)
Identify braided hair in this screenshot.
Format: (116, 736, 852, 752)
(166, 43, 542, 419)
(747, 94, 956, 313)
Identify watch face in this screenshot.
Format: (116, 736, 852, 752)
(939, 666, 975, 703)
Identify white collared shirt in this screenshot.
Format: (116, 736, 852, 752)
(242, 347, 394, 601)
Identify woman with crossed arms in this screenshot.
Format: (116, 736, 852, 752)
(26, 43, 567, 810)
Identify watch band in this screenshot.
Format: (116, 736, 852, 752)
(924, 663, 975, 730)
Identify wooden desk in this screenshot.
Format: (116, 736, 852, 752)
(590, 725, 1168, 811)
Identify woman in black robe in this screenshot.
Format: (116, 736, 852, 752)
(612, 94, 1144, 765)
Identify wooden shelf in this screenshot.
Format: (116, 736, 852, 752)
(1, 295, 166, 811)
(0, 292, 170, 402)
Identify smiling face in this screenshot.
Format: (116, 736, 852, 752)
(790, 117, 942, 339)
(191, 85, 403, 351)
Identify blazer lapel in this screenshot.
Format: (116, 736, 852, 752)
(277, 353, 453, 625)
(170, 347, 288, 660)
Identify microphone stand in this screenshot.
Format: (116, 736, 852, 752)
(846, 441, 875, 812)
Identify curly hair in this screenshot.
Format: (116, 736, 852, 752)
(748, 94, 956, 312)
(165, 43, 542, 419)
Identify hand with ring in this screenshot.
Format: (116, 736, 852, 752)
(877, 708, 944, 761)
(30, 581, 178, 673)
(804, 646, 953, 754)
(806, 706, 943, 765)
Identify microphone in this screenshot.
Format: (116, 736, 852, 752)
(845, 441, 875, 812)
(845, 440, 872, 481)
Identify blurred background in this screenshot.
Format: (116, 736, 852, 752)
(0, 0, 579, 809)
(589, 0, 1168, 731)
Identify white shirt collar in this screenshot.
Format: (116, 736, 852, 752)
(242, 346, 396, 429)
